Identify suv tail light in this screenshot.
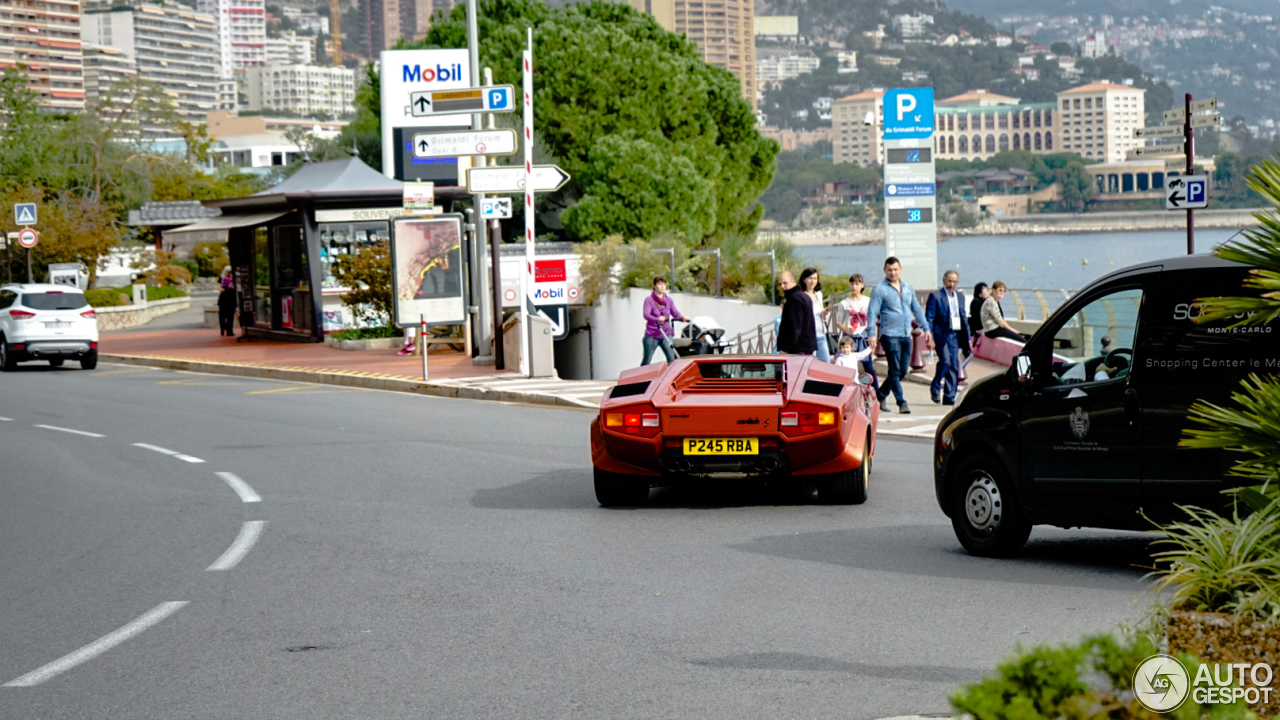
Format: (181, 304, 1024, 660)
(603, 404, 661, 438)
(780, 403, 838, 437)
(80, 309, 96, 319)
(8, 309, 35, 320)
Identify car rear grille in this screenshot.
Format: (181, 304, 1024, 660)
(682, 378, 781, 394)
(802, 380, 844, 397)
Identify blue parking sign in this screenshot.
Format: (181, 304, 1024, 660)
(487, 88, 510, 110)
(884, 88, 935, 139)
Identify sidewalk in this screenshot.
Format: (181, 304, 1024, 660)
(99, 306, 1008, 428)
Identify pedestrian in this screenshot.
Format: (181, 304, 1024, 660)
(968, 282, 989, 336)
(867, 256, 931, 414)
(834, 273, 877, 387)
(641, 276, 688, 365)
(981, 281, 1025, 343)
(775, 271, 817, 355)
(833, 337, 873, 370)
(925, 270, 972, 406)
(798, 267, 830, 362)
(216, 278, 237, 337)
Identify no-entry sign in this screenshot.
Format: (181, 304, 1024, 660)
(17, 228, 38, 248)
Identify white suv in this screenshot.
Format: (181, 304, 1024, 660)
(0, 283, 100, 370)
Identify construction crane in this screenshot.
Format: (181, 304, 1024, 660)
(330, 0, 342, 66)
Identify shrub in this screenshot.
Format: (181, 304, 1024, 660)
(330, 326, 399, 341)
(331, 239, 392, 325)
(146, 285, 185, 301)
(193, 242, 229, 277)
(173, 259, 199, 280)
(85, 287, 132, 307)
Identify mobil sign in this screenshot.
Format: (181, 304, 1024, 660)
(380, 48, 471, 178)
(532, 259, 566, 301)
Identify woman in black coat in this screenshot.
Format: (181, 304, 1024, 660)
(217, 283, 237, 337)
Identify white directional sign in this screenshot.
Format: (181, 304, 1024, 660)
(411, 129, 518, 158)
(1190, 113, 1222, 129)
(1135, 125, 1182, 139)
(1190, 98, 1219, 113)
(14, 203, 36, 225)
(1166, 157, 1192, 170)
(465, 164, 571, 194)
(1163, 109, 1185, 123)
(1132, 143, 1185, 157)
(480, 197, 512, 219)
(407, 85, 515, 117)
(1166, 175, 1208, 210)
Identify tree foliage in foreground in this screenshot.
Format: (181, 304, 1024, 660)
(396, 0, 777, 244)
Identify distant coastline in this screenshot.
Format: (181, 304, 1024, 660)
(772, 208, 1271, 247)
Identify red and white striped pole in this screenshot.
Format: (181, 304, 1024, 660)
(520, 28, 534, 376)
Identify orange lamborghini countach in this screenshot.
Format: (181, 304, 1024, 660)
(590, 355, 879, 506)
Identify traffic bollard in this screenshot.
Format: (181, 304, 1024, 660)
(910, 327, 927, 372)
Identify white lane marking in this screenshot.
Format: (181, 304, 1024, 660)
(878, 415, 945, 423)
(206, 521, 266, 571)
(215, 472, 261, 503)
(0, 416, 12, 421)
(133, 443, 178, 455)
(886, 424, 938, 435)
(3, 601, 188, 687)
(34, 424, 103, 438)
(175, 454, 205, 464)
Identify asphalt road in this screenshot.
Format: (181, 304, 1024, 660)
(0, 362, 1160, 719)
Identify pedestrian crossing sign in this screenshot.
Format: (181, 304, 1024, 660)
(14, 203, 36, 225)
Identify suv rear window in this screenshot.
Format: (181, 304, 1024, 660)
(21, 292, 88, 310)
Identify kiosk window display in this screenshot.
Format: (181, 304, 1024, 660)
(318, 221, 390, 290)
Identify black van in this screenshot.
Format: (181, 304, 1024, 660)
(935, 254, 1277, 557)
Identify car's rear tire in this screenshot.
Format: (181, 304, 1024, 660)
(950, 454, 1032, 557)
(48, 358, 64, 367)
(817, 440, 870, 505)
(79, 351, 98, 370)
(594, 467, 649, 507)
(0, 341, 15, 372)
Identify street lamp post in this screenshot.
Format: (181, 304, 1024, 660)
(691, 249, 721, 296)
(744, 250, 776, 304)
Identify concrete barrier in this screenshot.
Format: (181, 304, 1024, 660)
(972, 334, 1024, 366)
(94, 297, 191, 331)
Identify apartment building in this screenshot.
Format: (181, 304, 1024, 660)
(0, 0, 84, 111)
(832, 89, 884, 166)
(755, 51, 819, 87)
(242, 63, 356, 117)
(893, 13, 934, 39)
(265, 31, 314, 65)
(1056, 81, 1145, 162)
(628, 0, 757, 110)
(366, 0, 450, 52)
(197, 0, 265, 76)
(934, 90, 1057, 161)
(82, 1, 221, 124)
(81, 43, 137, 109)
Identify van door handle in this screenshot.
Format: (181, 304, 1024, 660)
(1124, 388, 1139, 427)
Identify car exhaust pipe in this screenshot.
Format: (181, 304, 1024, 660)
(674, 458, 691, 473)
(761, 457, 779, 472)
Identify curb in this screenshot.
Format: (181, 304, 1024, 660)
(99, 354, 599, 411)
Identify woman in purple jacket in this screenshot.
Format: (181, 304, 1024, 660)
(641, 276, 688, 365)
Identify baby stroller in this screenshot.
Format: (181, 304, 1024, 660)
(667, 316, 733, 357)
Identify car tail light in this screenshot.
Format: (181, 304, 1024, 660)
(13, 344, 25, 350)
(9, 309, 35, 320)
(90, 342, 98, 349)
(80, 309, 96, 319)
(780, 403, 838, 437)
(603, 404, 661, 438)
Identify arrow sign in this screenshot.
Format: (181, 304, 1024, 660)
(408, 85, 516, 117)
(1189, 97, 1219, 113)
(1131, 143, 1185, 157)
(411, 129, 518, 158)
(1163, 109, 1185, 123)
(466, 165, 571, 194)
(1166, 175, 1208, 210)
(1135, 125, 1183, 139)
(1190, 113, 1222, 128)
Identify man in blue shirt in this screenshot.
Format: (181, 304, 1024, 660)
(867, 256, 931, 414)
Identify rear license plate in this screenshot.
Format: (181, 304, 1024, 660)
(44, 321, 71, 329)
(683, 438, 759, 455)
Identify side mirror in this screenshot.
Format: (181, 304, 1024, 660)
(1015, 354, 1033, 385)
(858, 372, 874, 386)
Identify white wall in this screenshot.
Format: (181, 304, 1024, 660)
(588, 288, 781, 380)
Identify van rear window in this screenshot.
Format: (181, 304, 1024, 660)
(21, 292, 88, 310)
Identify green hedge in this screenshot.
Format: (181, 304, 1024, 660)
(330, 326, 399, 341)
(85, 285, 187, 307)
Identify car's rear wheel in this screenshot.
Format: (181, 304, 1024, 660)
(816, 440, 870, 505)
(950, 454, 1031, 557)
(594, 467, 649, 507)
(48, 358, 64, 367)
(0, 341, 15, 372)
(79, 351, 98, 370)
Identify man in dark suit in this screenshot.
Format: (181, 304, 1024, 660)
(776, 271, 817, 355)
(925, 270, 972, 405)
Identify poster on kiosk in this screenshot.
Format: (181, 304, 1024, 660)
(390, 215, 467, 327)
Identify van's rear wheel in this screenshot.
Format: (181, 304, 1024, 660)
(594, 467, 649, 507)
(950, 455, 1031, 557)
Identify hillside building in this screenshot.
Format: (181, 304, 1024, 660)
(628, 0, 756, 110)
(832, 88, 884, 166)
(0, 0, 85, 111)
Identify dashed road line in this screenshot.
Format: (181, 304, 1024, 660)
(207, 521, 266, 571)
(0, 416, 12, 421)
(2, 602, 189, 687)
(34, 424, 103, 438)
(215, 472, 261, 503)
(133, 443, 205, 464)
